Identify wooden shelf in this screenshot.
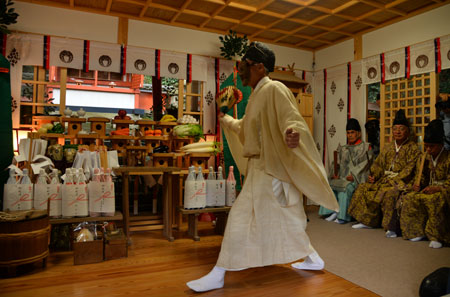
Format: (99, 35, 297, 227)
(61, 117, 87, 123)
(49, 211, 123, 225)
(135, 120, 157, 125)
(108, 135, 136, 140)
(112, 119, 135, 124)
(140, 135, 167, 140)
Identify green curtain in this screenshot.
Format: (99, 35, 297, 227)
(0, 54, 14, 205)
(220, 74, 251, 190)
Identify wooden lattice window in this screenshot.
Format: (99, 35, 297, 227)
(380, 72, 437, 148)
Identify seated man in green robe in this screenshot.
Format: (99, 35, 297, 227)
(400, 119, 450, 248)
(348, 109, 421, 236)
(319, 118, 372, 224)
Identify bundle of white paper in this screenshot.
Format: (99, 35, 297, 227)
(72, 150, 119, 179)
(34, 184, 61, 217)
(88, 181, 115, 216)
(18, 138, 47, 161)
(30, 155, 54, 175)
(3, 184, 34, 211)
(62, 184, 88, 217)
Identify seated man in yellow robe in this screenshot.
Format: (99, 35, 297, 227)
(348, 109, 421, 237)
(400, 119, 450, 248)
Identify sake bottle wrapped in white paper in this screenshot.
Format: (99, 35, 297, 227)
(3, 168, 33, 211)
(62, 168, 88, 217)
(226, 166, 236, 206)
(183, 166, 197, 209)
(205, 166, 216, 207)
(195, 167, 206, 208)
(215, 166, 226, 207)
(34, 168, 62, 217)
(88, 168, 115, 217)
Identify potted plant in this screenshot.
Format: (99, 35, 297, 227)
(219, 30, 249, 60)
(0, 0, 19, 34)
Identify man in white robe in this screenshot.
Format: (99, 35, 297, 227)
(187, 42, 338, 292)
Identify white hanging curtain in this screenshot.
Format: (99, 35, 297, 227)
(160, 50, 187, 80)
(384, 48, 405, 82)
(203, 57, 216, 134)
(349, 60, 367, 141)
(88, 41, 121, 73)
(439, 34, 450, 70)
(410, 40, 435, 76)
(313, 70, 324, 163)
(5, 33, 44, 128)
(126, 45, 155, 76)
(192, 55, 208, 82)
(49, 37, 84, 70)
(362, 55, 381, 85)
(219, 59, 235, 86)
(325, 64, 348, 175)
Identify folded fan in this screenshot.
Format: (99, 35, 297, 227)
(216, 86, 243, 113)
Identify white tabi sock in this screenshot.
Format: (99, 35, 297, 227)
(385, 230, 397, 238)
(325, 212, 338, 222)
(409, 236, 424, 242)
(352, 223, 372, 229)
(291, 251, 325, 271)
(186, 266, 226, 292)
(429, 241, 443, 249)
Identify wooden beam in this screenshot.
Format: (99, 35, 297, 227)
(118, 17, 128, 45)
(139, 0, 153, 18)
(354, 34, 362, 60)
(69, 0, 74, 7)
(332, 0, 358, 14)
(170, 0, 192, 23)
(199, 0, 231, 28)
(106, 0, 112, 13)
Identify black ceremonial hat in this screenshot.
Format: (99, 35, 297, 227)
(424, 119, 444, 144)
(242, 42, 275, 72)
(346, 118, 361, 131)
(393, 109, 409, 127)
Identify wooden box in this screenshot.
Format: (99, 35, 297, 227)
(104, 230, 127, 260)
(62, 117, 86, 135)
(152, 153, 175, 168)
(73, 240, 103, 265)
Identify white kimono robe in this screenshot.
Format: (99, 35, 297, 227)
(217, 77, 338, 270)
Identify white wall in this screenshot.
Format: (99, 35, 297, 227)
(9, 2, 313, 71)
(314, 39, 353, 71)
(363, 4, 450, 58)
(315, 4, 450, 70)
(10, 2, 118, 43)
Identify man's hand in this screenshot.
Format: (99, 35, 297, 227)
(412, 184, 421, 192)
(422, 186, 441, 194)
(285, 128, 300, 148)
(346, 175, 354, 182)
(218, 112, 225, 119)
(368, 175, 375, 183)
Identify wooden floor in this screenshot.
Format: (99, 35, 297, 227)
(0, 221, 379, 297)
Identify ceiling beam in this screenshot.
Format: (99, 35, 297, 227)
(139, 0, 153, 18)
(170, 0, 192, 23)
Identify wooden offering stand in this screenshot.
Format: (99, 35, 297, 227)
(184, 152, 213, 171)
(88, 117, 110, 136)
(136, 120, 162, 152)
(62, 117, 86, 136)
(172, 136, 194, 152)
(110, 119, 136, 155)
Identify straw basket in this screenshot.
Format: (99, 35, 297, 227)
(0, 210, 50, 274)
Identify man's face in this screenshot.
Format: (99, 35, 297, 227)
(238, 59, 260, 88)
(392, 124, 409, 142)
(424, 143, 443, 158)
(346, 130, 360, 145)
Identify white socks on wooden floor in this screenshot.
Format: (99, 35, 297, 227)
(409, 236, 424, 242)
(385, 230, 397, 238)
(429, 241, 442, 249)
(186, 266, 226, 292)
(291, 251, 325, 271)
(325, 212, 338, 222)
(352, 223, 372, 229)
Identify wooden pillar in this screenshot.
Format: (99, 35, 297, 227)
(153, 76, 163, 121)
(354, 34, 362, 61)
(118, 17, 128, 45)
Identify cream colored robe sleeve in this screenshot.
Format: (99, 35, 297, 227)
(220, 115, 248, 176)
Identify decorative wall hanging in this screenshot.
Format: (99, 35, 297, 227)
(338, 98, 344, 112)
(354, 75, 362, 90)
(328, 124, 336, 138)
(315, 102, 321, 114)
(331, 81, 336, 94)
(219, 30, 249, 60)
